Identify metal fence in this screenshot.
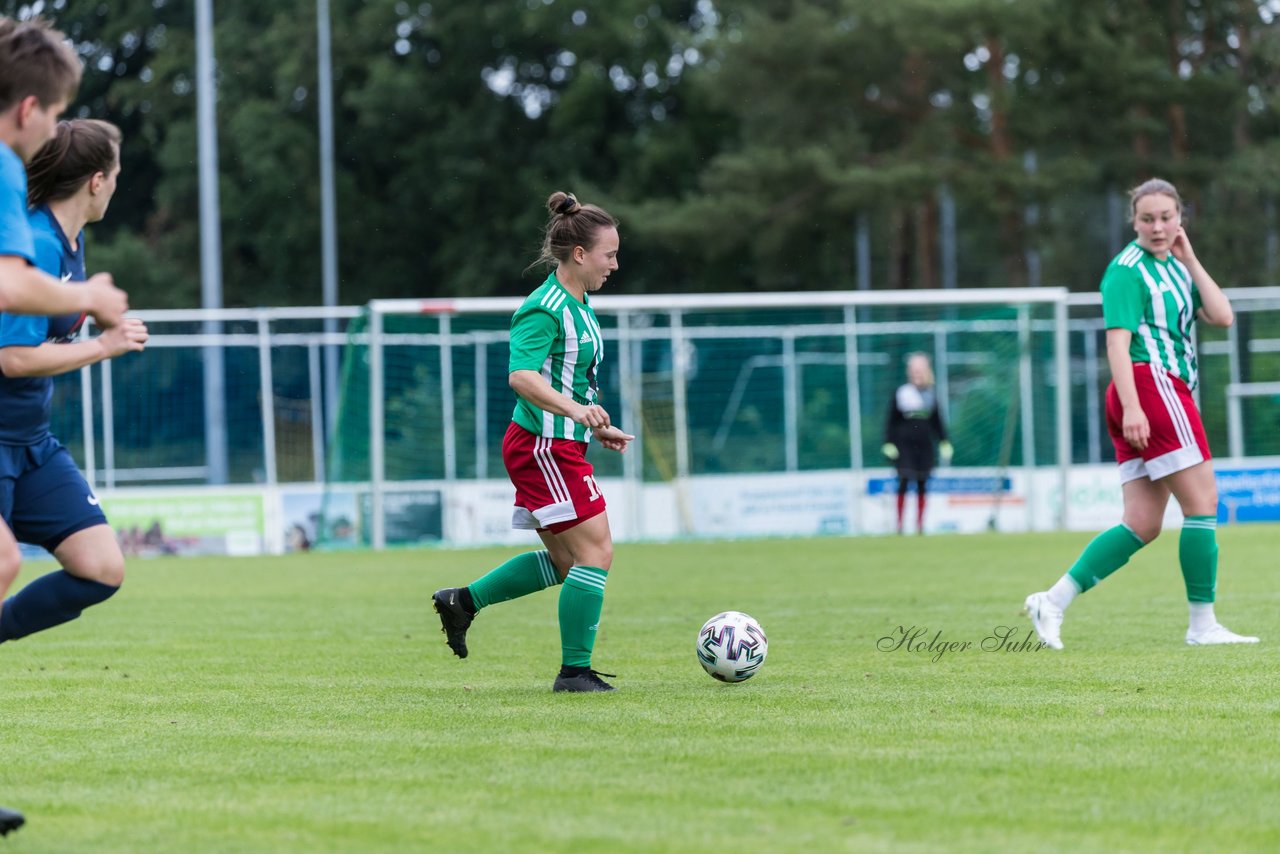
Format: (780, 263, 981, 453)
(55, 288, 1280, 545)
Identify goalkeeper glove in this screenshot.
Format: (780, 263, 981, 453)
(881, 443, 899, 460)
(939, 441, 953, 463)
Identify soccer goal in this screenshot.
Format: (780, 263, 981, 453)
(323, 289, 1074, 548)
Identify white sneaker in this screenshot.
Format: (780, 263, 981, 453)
(1023, 592, 1064, 650)
(1185, 624, 1260, 646)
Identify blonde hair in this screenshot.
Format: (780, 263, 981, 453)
(1128, 178, 1182, 221)
(906, 352, 934, 387)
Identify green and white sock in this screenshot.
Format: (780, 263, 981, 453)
(1180, 516, 1218, 604)
(1064, 523, 1146, 596)
(467, 550, 561, 611)
(559, 566, 608, 668)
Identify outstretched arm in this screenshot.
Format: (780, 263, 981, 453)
(0, 317, 148, 378)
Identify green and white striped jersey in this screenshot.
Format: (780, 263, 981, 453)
(1101, 241, 1204, 390)
(507, 272, 604, 441)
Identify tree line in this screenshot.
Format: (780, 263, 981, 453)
(8, 0, 1280, 308)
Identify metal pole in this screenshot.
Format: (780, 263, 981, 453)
(102, 358, 115, 489)
(616, 312, 640, 536)
(782, 332, 798, 472)
(1055, 298, 1071, 529)
(439, 314, 456, 481)
(933, 327, 949, 422)
(474, 336, 487, 480)
(317, 0, 341, 440)
(671, 311, 692, 534)
(308, 341, 326, 482)
(843, 306, 863, 533)
(196, 0, 228, 484)
(369, 308, 385, 549)
(1084, 327, 1100, 463)
(1018, 306, 1035, 527)
(80, 358, 96, 489)
(257, 315, 278, 485)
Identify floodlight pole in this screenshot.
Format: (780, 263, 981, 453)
(196, 0, 228, 484)
(317, 0, 341, 455)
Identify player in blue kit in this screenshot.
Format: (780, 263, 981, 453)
(0, 117, 148, 645)
(0, 15, 133, 831)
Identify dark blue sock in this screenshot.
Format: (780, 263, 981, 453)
(0, 570, 119, 642)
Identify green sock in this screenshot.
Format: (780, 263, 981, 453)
(1066, 524, 1145, 592)
(1179, 516, 1218, 603)
(558, 566, 607, 668)
(467, 550, 561, 611)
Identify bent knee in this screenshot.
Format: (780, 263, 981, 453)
(579, 544, 614, 571)
(70, 554, 125, 588)
(547, 549, 575, 579)
(1124, 519, 1162, 544)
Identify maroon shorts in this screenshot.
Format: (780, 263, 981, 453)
(502, 422, 606, 534)
(1105, 363, 1210, 483)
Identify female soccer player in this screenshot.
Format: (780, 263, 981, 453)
(0, 118, 148, 646)
(1024, 178, 1256, 649)
(882, 352, 951, 534)
(432, 191, 633, 692)
(0, 16, 129, 638)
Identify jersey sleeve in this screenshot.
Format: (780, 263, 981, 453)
(1100, 264, 1145, 332)
(0, 312, 50, 347)
(508, 307, 559, 373)
(0, 169, 35, 263)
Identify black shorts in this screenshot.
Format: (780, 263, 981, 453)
(894, 439, 935, 482)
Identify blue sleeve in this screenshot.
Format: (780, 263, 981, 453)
(0, 312, 49, 346)
(0, 164, 35, 264)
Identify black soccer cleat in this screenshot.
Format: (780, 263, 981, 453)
(0, 806, 24, 836)
(432, 588, 474, 659)
(552, 667, 617, 693)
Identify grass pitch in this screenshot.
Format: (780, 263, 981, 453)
(1, 527, 1278, 852)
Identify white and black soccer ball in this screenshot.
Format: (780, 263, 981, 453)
(697, 611, 768, 682)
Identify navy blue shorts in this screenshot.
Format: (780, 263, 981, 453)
(0, 437, 108, 552)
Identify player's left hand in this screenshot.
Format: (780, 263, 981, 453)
(97, 316, 149, 358)
(939, 441, 953, 464)
(592, 424, 634, 453)
(1169, 226, 1197, 265)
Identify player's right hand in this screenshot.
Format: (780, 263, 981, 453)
(1121, 406, 1150, 450)
(574, 403, 611, 429)
(881, 443, 899, 460)
(84, 273, 128, 329)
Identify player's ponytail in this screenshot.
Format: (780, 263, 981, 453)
(27, 118, 122, 209)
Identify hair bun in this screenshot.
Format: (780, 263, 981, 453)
(550, 192, 581, 216)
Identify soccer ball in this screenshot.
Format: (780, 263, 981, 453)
(697, 611, 768, 682)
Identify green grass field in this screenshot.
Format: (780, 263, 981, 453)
(2, 528, 1278, 852)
